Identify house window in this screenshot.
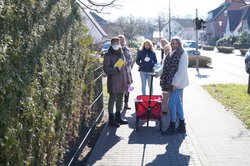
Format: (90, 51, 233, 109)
(224, 10, 227, 17)
(208, 12, 213, 20)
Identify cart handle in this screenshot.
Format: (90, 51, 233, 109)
(148, 72, 157, 76)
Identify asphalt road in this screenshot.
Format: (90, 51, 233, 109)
(189, 49, 249, 85)
(150, 49, 248, 85)
(205, 50, 246, 76)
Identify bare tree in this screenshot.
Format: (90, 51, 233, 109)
(115, 16, 147, 46)
(156, 12, 172, 41)
(105, 22, 120, 37)
(77, 0, 120, 13)
(157, 13, 169, 40)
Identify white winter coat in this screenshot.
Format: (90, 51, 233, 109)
(156, 51, 189, 89)
(171, 51, 189, 89)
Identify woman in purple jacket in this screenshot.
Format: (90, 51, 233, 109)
(103, 37, 128, 127)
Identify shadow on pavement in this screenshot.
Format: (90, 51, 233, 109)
(128, 127, 190, 165)
(196, 74, 210, 79)
(86, 127, 121, 166)
(145, 134, 190, 166)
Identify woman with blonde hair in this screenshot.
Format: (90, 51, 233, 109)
(161, 44, 171, 114)
(160, 36, 189, 135)
(160, 38, 169, 63)
(136, 39, 157, 95)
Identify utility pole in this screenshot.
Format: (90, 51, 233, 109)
(158, 16, 162, 42)
(195, 9, 200, 75)
(168, 0, 171, 41)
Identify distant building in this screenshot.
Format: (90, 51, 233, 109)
(78, 6, 108, 44)
(225, 9, 243, 37)
(152, 31, 163, 43)
(89, 11, 108, 27)
(205, 0, 245, 44)
(236, 5, 250, 34)
(89, 11, 110, 38)
(160, 18, 196, 41)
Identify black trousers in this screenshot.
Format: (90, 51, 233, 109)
(124, 91, 129, 103)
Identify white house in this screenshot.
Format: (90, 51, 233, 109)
(78, 6, 108, 44)
(152, 31, 163, 43)
(162, 19, 196, 41)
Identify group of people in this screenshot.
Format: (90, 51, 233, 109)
(103, 35, 189, 135)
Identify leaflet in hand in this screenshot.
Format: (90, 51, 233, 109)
(114, 58, 125, 68)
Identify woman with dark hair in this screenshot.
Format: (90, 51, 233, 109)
(160, 36, 189, 135)
(136, 39, 157, 95)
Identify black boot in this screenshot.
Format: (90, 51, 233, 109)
(162, 122, 176, 135)
(177, 119, 186, 133)
(115, 112, 128, 125)
(108, 113, 120, 127)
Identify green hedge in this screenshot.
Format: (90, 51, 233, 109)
(233, 43, 250, 49)
(217, 46, 235, 53)
(0, 1, 101, 165)
(188, 55, 212, 67)
(202, 45, 215, 51)
(240, 49, 248, 56)
(216, 38, 231, 47)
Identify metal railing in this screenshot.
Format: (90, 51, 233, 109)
(67, 65, 104, 166)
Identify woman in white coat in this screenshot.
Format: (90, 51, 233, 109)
(160, 36, 189, 135)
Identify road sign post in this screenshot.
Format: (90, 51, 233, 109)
(195, 9, 199, 75)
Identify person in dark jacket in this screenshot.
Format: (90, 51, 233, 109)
(103, 37, 128, 127)
(136, 39, 157, 95)
(118, 35, 133, 110)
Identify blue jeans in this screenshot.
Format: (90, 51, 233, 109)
(139, 71, 153, 95)
(168, 89, 184, 122)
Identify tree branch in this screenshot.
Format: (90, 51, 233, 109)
(77, 0, 118, 13)
(86, 0, 116, 7)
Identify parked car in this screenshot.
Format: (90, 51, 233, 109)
(101, 41, 111, 55)
(156, 41, 161, 49)
(183, 40, 200, 55)
(245, 48, 250, 74)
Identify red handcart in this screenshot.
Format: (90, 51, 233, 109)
(134, 73, 163, 131)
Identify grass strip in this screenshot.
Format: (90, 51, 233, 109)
(203, 84, 250, 128)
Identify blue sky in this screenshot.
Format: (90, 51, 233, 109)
(98, 0, 226, 20)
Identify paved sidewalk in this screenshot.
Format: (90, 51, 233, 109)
(87, 59, 250, 166)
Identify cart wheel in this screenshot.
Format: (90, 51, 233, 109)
(159, 118, 162, 132)
(135, 117, 139, 131)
